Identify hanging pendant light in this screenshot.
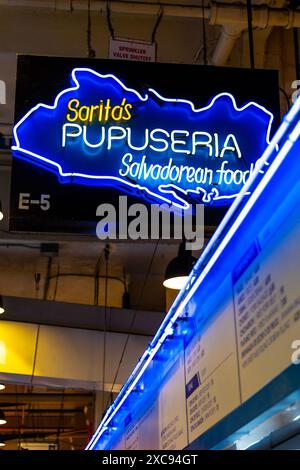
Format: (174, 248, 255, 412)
(0, 409, 7, 425)
(163, 240, 196, 290)
(0, 296, 5, 315)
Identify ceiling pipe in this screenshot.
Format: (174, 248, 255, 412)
(211, 0, 286, 66)
(211, 25, 243, 66)
(0, 0, 211, 17)
(0, 0, 299, 28)
(210, 0, 268, 67)
(0, 1, 299, 65)
(209, 3, 299, 28)
(0, 1, 299, 27)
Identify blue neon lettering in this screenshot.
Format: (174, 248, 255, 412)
(149, 129, 170, 152)
(191, 132, 213, 156)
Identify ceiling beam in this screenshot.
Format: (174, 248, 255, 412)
(0, 393, 93, 404)
(4, 408, 85, 414)
(3, 295, 163, 336)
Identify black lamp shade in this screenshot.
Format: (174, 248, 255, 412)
(164, 241, 196, 289)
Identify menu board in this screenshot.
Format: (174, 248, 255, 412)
(234, 188, 300, 401)
(107, 347, 188, 450)
(159, 352, 188, 450)
(185, 275, 240, 442)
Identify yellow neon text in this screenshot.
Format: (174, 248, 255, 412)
(66, 98, 133, 123)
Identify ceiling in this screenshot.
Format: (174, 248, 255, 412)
(0, 383, 95, 450)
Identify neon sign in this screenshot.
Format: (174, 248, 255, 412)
(12, 68, 274, 209)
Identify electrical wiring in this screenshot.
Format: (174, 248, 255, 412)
(101, 245, 110, 417)
(201, 0, 207, 65)
(56, 389, 65, 450)
(279, 87, 291, 113)
(47, 271, 126, 306)
(94, 252, 103, 307)
(103, 238, 160, 411)
(48, 271, 125, 286)
(247, 0, 255, 69)
(293, 28, 300, 81)
(106, 1, 115, 39)
(87, 0, 96, 58)
(151, 5, 163, 45)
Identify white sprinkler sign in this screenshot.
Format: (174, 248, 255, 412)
(109, 38, 156, 62)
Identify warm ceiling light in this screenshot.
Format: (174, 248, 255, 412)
(0, 409, 6, 425)
(163, 240, 196, 290)
(163, 276, 190, 290)
(0, 384, 5, 391)
(0, 442, 5, 447)
(0, 296, 5, 315)
(0, 201, 3, 222)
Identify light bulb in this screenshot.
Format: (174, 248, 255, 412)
(163, 276, 189, 290)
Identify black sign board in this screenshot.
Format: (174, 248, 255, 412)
(9, 55, 280, 234)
